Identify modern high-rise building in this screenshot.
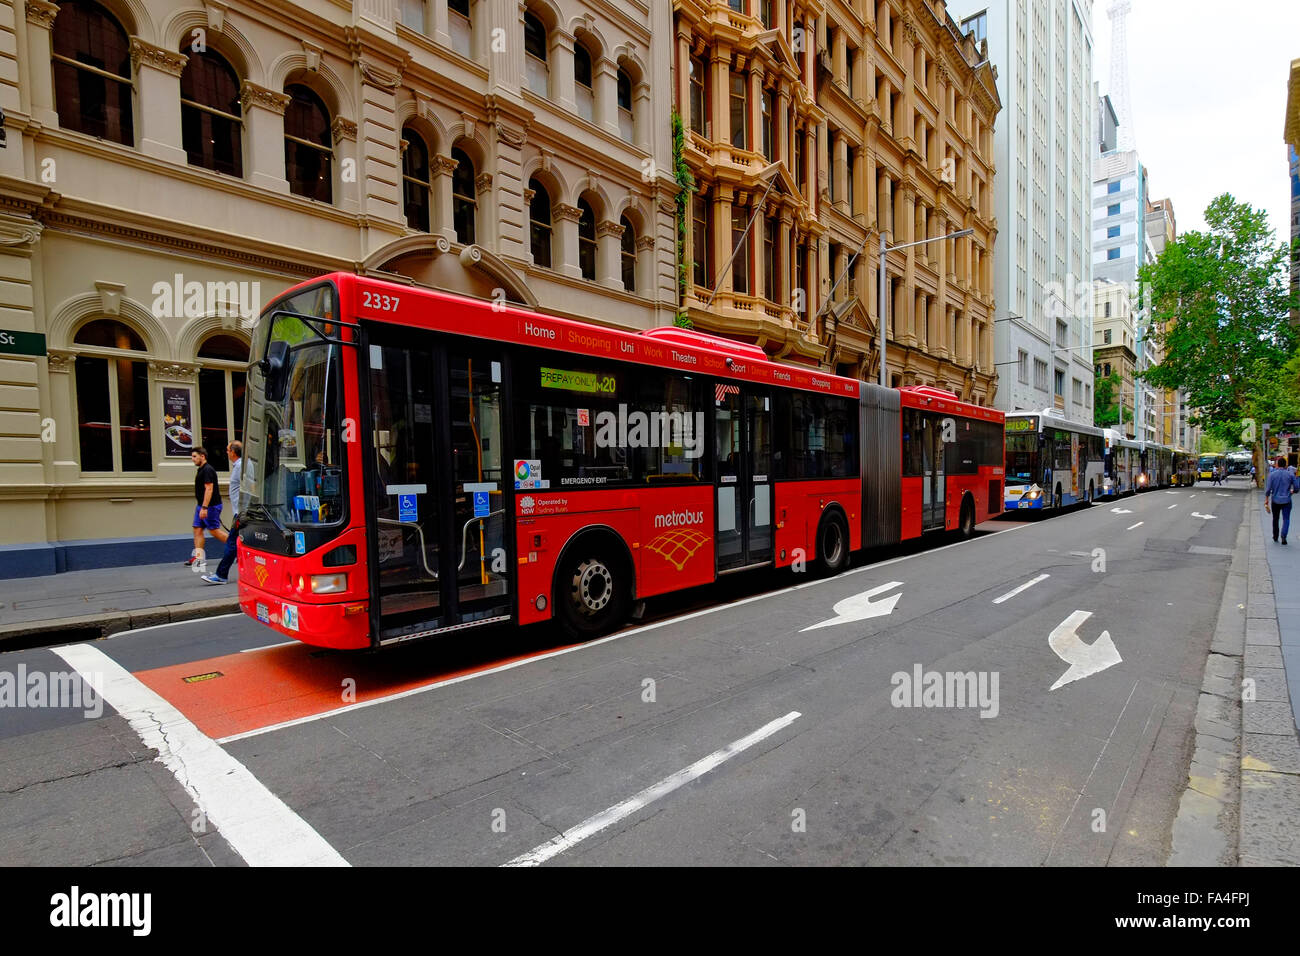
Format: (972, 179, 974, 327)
(953, 0, 1095, 424)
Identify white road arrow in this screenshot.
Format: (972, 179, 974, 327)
(1048, 610, 1122, 691)
(1190, 512, 1217, 519)
(1110, 507, 1133, 514)
(801, 581, 903, 631)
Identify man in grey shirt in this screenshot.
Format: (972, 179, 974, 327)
(1266, 455, 1300, 544)
(204, 441, 243, 583)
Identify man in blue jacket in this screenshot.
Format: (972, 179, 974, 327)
(1265, 456, 1300, 544)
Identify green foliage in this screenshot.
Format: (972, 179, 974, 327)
(673, 309, 693, 329)
(671, 109, 695, 306)
(1141, 194, 1297, 438)
(1093, 367, 1122, 428)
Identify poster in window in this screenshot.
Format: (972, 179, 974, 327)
(162, 387, 194, 456)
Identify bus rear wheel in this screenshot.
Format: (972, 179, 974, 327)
(816, 512, 850, 575)
(556, 548, 629, 639)
(958, 497, 976, 538)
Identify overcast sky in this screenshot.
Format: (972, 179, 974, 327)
(1092, 0, 1299, 243)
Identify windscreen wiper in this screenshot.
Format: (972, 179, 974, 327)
(243, 503, 287, 535)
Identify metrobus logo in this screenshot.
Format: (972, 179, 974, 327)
(653, 509, 704, 528)
(594, 405, 705, 459)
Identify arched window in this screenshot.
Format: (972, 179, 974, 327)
(451, 146, 477, 245)
(617, 68, 634, 141)
(574, 42, 594, 122)
(620, 215, 636, 293)
(284, 84, 332, 203)
(52, 0, 134, 145)
(180, 49, 243, 177)
(401, 127, 431, 232)
(524, 11, 549, 96)
(528, 177, 552, 268)
(197, 333, 249, 471)
(73, 320, 151, 473)
(578, 198, 597, 281)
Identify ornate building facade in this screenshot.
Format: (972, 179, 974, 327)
(0, 0, 677, 574)
(673, 0, 999, 402)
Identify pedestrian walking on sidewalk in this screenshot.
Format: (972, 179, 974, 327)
(1265, 455, 1300, 544)
(203, 440, 242, 585)
(187, 448, 227, 568)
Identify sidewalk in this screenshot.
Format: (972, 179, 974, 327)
(0, 556, 239, 646)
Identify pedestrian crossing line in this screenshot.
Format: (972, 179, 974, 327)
(52, 643, 349, 867)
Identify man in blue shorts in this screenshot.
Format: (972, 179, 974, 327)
(187, 448, 228, 566)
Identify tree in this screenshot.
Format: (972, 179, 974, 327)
(1093, 364, 1122, 428)
(1141, 194, 1296, 440)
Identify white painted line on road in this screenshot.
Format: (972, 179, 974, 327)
(52, 643, 349, 867)
(217, 523, 1031, 743)
(240, 640, 297, 653)
(992, 573, 1050, 605)
(1189, 494, 1197, 499)
(1126, 522, 1144, 531)
(1167, 504, 1177, 509)
(502, 711, 802, 867)
(104, 612, 243, 638)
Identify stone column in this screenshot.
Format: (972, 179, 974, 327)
(595, 58, 619, 136)
(635, 233, 655, 296)
(433, 153, 459, 243)
(778, 211, 792, 309)
(550, 30, 577, 113)
(596, 219, 623, 290)
(475, 169, 494, 247)
(131, 39, 188, 165)
(554, 202, 583, 279)
(332, 117, 359, 213)
(240, 82, 290, 193)
(44, 349, 78, 484)
(714, 187, 733, 296)
(25, 1, 60, 126)
(712, 47, 731, 147)
(432, 0, 450, 47)
(749, 63, 764, 156)
(633, 83, 650, 149)
(777, 87, 790, 166)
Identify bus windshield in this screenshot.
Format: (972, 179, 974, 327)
(243, 284, 347, 528)
(1005, 433, 1038, 486)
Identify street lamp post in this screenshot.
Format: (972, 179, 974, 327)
(878, 228, 974, 386)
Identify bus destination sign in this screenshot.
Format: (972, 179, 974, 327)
(1005, 416, 1038, 433)
(540, 367, 618, 395)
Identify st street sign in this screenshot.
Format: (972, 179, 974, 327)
(0, 330, 46, 357)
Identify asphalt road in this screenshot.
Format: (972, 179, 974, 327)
(0, 481, 1247, 866)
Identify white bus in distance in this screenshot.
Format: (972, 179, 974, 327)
(1004, 410, 1107, 512)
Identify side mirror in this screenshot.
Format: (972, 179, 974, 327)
(261, 340, 290, 402)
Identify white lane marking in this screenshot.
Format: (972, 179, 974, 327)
(1189, 494, 1197, 499)
(1165, 491, 1178, 495)
(1190, 512, 1218, 520)
(1110, 507, 1133, 514)
(1047, 610, 1122, 691)
(217, 523, 1031, 743)
(1216, 493, 1230, 497)
(502, 711, 802, 867)
(52, 643, 349, 867)
(240, 640, 297, 653)
(1126, 522, 1144, 531)
(992, 573, 1050, 605)
(801, 581, 903, 631)
(1167, 504, 1177, 509)
(105, 613, 243, 639)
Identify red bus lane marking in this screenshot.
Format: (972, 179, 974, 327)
(132, 640, 580, 741)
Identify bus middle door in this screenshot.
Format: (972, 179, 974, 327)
(922, 415, 945, 531)
(715, 386, 773, 572)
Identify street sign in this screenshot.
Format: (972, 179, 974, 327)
(0, 330, 45, 357)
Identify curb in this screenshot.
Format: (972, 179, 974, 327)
(1167, 493, 1247, 866)
(1237, 491, 1300, 866)
(0, 597, 240, 647)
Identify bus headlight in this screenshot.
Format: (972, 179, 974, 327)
(310, 573, 348, 594)
(1025, 489, 1042, 500)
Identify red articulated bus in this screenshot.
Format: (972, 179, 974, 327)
(236, 273, 1003, 649)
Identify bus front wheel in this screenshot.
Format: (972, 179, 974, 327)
(556, 548, 630, 639)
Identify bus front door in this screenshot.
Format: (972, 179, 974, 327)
(366, 332, 513, 644)
(715, 387, 773, 572)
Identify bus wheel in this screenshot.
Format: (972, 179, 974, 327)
(958, 497, 976, 538)
(556, 549, 629, 639)
(816, 512, 850, 575)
